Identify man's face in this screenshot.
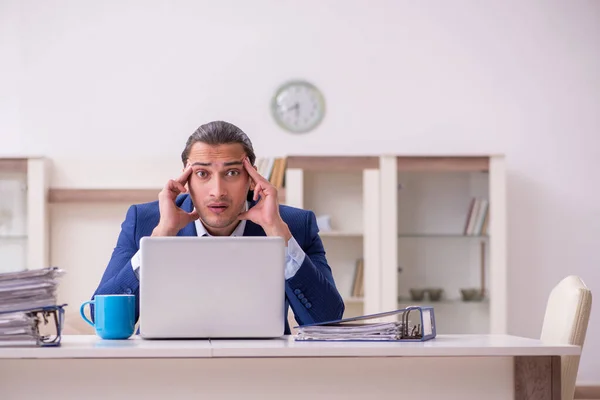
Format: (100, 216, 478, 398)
(186, 142, 253, 236)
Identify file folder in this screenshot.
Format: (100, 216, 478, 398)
(294, 306, 436, 342)
(0, 304, 67, 347)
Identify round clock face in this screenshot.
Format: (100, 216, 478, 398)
(271, 80, 325, 133)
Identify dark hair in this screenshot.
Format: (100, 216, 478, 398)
(181, 121, 257, 201)
(181, 121, 256, 166)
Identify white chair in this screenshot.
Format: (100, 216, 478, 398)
(540, 275, 592, 400)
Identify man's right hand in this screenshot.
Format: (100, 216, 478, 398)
(152, 165, 199, 236)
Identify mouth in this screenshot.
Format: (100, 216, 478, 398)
(207, 203, 229, 215)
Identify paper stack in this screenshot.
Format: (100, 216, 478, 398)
(296, 321, 404, 341)
(0, 267, 65, 346)
(295, 306, 437, 342)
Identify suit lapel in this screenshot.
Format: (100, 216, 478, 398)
(243, 220, 266, 237)
(177, 195, 198, 237)
(242, 200, 266, 237)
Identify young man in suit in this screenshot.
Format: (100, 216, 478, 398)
(91, 120, 345, 334)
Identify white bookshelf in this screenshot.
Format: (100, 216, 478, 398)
(0, 157, 50, 273)
(379, 155, 507, 334)
(3, 154, 506, 336)
(283, 154, 506, 333)
(284, 156, 380, 319)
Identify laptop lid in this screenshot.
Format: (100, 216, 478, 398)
(138, 236, 286, 339)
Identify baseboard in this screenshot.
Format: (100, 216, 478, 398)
(575, 385, 600, 399)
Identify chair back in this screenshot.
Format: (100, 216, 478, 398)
(540, 275, 592, 400)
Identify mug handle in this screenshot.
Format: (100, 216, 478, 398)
(80, 300, 95, 327)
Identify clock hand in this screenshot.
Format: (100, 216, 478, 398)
(279, 103, 300, 113)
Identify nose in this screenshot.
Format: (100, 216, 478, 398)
(209, 175, 227, 198)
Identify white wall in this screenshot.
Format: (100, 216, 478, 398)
(2, 0, 600, 382)
(0, 1, 23, 153)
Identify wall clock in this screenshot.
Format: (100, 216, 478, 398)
(271, 80, 325, 133)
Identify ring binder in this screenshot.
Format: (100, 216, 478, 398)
(294, 306, 436, 342)
(0, 266, 66, 347)
(0, 304, 67, 347)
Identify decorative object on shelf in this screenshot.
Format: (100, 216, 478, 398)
(409, 288, 444, 302)
(410, 288, 426, 301)
(458, 239, 487, 302)
(427, 288, 444, 302)
(271, 80, 325, 133)
(460, 288, 485, 302)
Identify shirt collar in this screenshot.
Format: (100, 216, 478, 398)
(194, 201, 248, 237)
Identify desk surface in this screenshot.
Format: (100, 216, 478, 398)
(0, 334, 580, 359)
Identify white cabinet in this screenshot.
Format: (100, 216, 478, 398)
(5, 154, 506, 335)
(0, 157, 49, 273)
(284, 156, 381, 319)
(284, 155, 507, 334)
(379, 155, 507, 334)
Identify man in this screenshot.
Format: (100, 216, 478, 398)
(92, 120, 345, 334)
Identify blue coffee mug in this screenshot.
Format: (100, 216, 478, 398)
(80, 294, 136, 340)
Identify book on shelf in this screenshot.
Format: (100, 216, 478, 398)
(464, 197, 489, 235)
(255, 157, 287, 189)
(350, 258, 364, 298)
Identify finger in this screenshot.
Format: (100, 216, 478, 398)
(159, 180, 180, 198)
(176, 165, 194, 185)
(253, 182, 266, 201)
(187, 209, 199, 221)
(237, 209, 252, 221)
(167, 179, 187, 194)
(243, 157, 267, 183)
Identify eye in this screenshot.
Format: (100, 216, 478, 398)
(196, 170, 208, 178)
(226, 170, 240, 177)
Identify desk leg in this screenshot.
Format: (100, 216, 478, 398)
(515, 356, 561, 400)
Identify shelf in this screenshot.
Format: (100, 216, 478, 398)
(49, 188, 286, 204)
(344, 297, 364, 304)
(286, 156, 379, 171)
(0, 159, 27, 173)
(398, 234, 488, 238)
(320, 231, 363, 238)
(49, 189, 160, 203)
(0, 235, 27, 241)
(398, 298, 489, 305)
(396, 156, 489, 172)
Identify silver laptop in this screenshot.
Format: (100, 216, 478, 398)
(138, 236, 286, 339)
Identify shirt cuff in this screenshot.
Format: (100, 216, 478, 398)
(131, 249, 141, 279)
(285, 236, 306, 280)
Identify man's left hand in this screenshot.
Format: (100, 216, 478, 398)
(238, 157, 292, 242)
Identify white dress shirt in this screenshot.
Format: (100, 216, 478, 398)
(131, 202, 306, 280)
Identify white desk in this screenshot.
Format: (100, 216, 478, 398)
(0, 334, 578, 400)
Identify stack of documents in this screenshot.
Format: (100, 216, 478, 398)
(0, 267, 65, 346)
(0, 311, 43, 345)
(296, 321, 404, 341)
(295, 306, 437, 342)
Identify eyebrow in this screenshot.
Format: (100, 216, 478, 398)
(191, 161, 243, 167)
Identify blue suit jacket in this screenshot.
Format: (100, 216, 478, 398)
(92, 194, 345, 334)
